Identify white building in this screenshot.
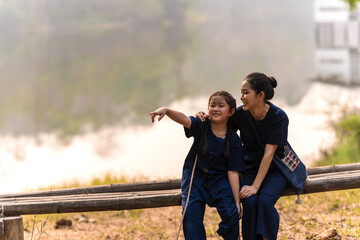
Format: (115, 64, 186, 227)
(315, 0, 360, 85)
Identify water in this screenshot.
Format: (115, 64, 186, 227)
(1, 82, 359, 194)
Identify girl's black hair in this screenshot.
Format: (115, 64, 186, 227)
(244, 72, 277, 102)
(202, 91, 236, 160)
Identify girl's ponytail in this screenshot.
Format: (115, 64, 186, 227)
(224, 123, 231, 160)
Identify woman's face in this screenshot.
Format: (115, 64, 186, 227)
(240, 80, 261, 111)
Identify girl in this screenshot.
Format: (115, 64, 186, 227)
(150, 91, 244, 240)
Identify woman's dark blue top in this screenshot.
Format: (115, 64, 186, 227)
(231, 102, 289, 175)
(183, 116, 244, 175)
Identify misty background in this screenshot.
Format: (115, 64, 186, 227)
(1, 0, 357, 193)
(0, 0, 314, 137)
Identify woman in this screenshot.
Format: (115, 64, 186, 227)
(235, 72, 290, 240)
(197, 72, 293, 240)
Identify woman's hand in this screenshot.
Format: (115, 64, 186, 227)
(195, 111, 208, 122)
(150, 107, 167, 123)
(239, 185, 258, 199)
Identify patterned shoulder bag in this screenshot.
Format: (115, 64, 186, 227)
(246, 111, 308, 204)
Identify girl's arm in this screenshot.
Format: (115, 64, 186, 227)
(239, 144, 277, 199)
(228, 171, 241, 216)
(150, 107, 191, 129)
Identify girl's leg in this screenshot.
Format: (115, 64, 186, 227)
(181, 173, 207, 240)
(214, 181, 240, 240)
(182, 198, 206, 240)
(256, 170, 288, 240)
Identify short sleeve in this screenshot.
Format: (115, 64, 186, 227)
(266, 113, 289, 146)
(227, 132, 244, 172)
(184, 116, 202, 138)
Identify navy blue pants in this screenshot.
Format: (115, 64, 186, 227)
(181, 171, 239, 240)
(241, 169, 288, 240)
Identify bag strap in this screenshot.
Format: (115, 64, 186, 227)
(246, 110, 277, 155)
(246, 111, 265, 150)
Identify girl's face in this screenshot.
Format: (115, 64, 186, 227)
(240, 80, 262, 111)
(208, 95, 234, 124)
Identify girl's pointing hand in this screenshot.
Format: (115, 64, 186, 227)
(150, 107, 167, 123)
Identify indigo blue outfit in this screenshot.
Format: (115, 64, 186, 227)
(232, 103, 290, 240)
(181, 116, 244, 240)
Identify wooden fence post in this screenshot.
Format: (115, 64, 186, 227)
(0, 216, 24, 240)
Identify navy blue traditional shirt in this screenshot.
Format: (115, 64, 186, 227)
(231, 102, 289, 175)
(183, 116, 244, 175)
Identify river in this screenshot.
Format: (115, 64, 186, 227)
(0, 82, 359, 194)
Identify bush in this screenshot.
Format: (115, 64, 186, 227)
(315, 111, 360, 166)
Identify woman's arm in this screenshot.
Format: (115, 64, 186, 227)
(228, 171, 241, 216)
(239, 144, 277, 199)
(150, 107, 191, 129)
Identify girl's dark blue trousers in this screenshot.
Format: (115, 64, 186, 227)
(181, 170, 239, 240)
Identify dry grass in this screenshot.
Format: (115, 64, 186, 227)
(277, 190, 360, 240)
(23, 189, 360, 240)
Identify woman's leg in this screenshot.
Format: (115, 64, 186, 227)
(241, 173, 258, 240)
(256, 170, 288, 240)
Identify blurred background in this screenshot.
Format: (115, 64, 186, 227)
(0, 0, 359, 193)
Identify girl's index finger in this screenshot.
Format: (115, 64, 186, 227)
(149, 112, 157, 123)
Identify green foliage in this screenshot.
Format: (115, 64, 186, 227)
(27, 215, 50, 240)
(315, 112, 360, 166)
(36, 173, 138, 191)
(90, 173, 129, 186)
(336, 114, 360, 147)
(343, 0, 359, 10)
(0, 1, 316, 139)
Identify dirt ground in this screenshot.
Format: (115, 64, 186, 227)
(24, 206, 186, 240)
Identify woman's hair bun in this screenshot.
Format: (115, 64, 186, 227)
(268, 76, 277, 88)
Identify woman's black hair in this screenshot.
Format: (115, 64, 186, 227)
(244, 72, 277, 102)
(202, 91, 236, 160)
